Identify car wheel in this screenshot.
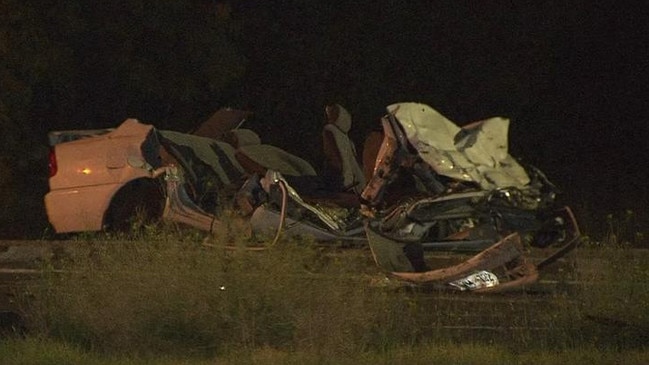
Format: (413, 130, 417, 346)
(104, 178, 165, 232)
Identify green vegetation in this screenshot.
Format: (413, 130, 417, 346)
(1, 217, 648, 364)
(2, 338, 649, 365)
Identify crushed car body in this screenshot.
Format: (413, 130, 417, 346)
(238, 103, 580, 291)
(45, 104, 580, 292)
(358, 102, 580, 290)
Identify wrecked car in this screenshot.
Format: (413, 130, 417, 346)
(236, 102, 580, 291)
(45, 103, 580, 292)
(357, 103, 580, 290)
(44, 109, 315, 233)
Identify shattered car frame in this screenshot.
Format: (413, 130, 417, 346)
(359, 103, 580, 291)
(45, 109, 251, 233)
(237, 102, 580, 291)
(45, 104, 580, 292)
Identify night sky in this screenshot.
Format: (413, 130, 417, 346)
(3, 0, 648, 238)
(233, 1, 649, 234)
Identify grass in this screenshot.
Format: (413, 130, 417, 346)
(2, 215, 649, 364)
(2, 338, 649, 365)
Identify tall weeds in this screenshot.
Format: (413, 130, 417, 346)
(26, 222, 406, 357)
(18, 215, 649, 360)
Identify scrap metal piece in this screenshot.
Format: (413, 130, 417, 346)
(162, 165, 219, 233)
(390, 233, 525, 284)
(382, 234, 542, 293)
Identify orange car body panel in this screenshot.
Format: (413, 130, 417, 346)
(45, 119, 155, 233)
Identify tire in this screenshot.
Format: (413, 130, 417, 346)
(104, 178, 165, 232)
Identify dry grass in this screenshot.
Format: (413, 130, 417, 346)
(4, 214, 648, 363)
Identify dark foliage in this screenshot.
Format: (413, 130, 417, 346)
(1, 0, 647, 238)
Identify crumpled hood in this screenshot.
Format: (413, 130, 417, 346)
(388, 102, 530, 190)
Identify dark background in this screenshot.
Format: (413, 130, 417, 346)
(1, 0, 647, 240)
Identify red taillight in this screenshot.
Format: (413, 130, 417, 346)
(48, 148, 58, 177)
